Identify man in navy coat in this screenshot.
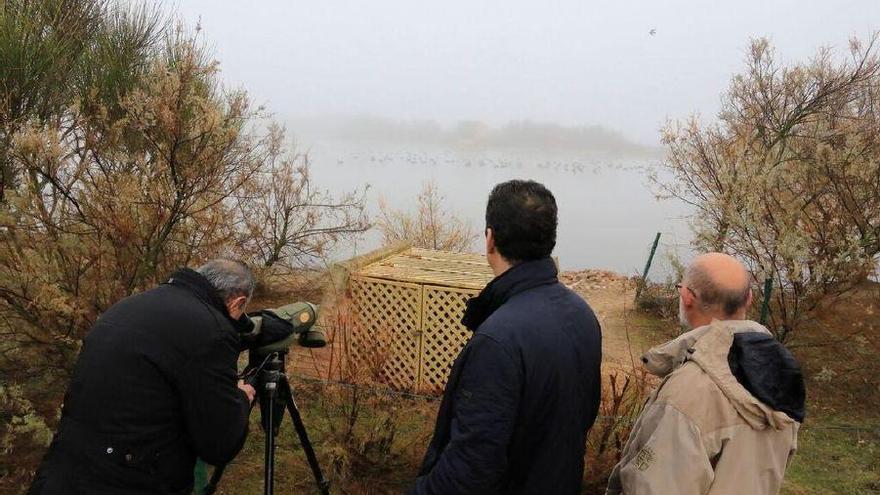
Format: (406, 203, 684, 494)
(413, 180, 603, 495)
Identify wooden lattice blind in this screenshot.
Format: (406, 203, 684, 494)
(348, 248, 494, 394)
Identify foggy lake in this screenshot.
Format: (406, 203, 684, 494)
(307, 140, 693, 276)
(167, 0, 878, 278)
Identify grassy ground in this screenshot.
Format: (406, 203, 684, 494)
(783, 417, 880, 494)
(209, 381, 437, 494)
(779, 281, 880, 494)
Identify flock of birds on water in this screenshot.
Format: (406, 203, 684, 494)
(327, 150, 648, 175)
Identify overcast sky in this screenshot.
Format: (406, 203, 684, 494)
(164, 1, 878, 145)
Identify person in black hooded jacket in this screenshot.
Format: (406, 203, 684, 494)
(28, 259, 256, 495)
(412, 180, 603, 495)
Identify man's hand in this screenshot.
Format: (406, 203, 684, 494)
(237, 380, 256, 403)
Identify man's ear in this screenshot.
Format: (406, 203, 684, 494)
(485, 228, 496, 255)
(745, 288, 754, 310)
(680, 285, 696, 309)
(227, 295, 248, 314)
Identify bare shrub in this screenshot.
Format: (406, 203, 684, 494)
(635, 251, 685, 320)
(0, 3, 366, 487)
(658, 35, 880, 341)
(583, 369, 654, 493)
(233, 123, 368, 270)
(634, 282, 678, 320)
(0, 384, 54, 494)
(376, 181, 477, 253)
(304, 383, 434, 493)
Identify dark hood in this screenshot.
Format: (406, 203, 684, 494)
(728, 332, 806, 422)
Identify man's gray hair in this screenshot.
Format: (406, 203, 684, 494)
(684, 263, 750, 316)
(196, 258, 256, 302)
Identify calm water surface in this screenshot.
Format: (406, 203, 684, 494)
(307, 140, 692, 276)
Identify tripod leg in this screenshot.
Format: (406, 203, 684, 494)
(280, 377, 331, 495)
(265, 382, 278, 495)
(203, 464, 226, 495)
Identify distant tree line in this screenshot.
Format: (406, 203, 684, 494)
(289, 115, 656, 156)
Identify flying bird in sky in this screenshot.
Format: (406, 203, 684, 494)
(649, 28, 657, 36)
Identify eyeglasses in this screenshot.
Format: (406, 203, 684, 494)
(675, 283, 698, 299)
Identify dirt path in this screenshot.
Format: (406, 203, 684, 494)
(560, 270, 670, 373)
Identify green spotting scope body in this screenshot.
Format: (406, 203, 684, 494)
(244, 302, 327, 355)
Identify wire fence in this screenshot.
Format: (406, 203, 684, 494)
(289, 373, 880, 435)
(288, 233, 880, 440)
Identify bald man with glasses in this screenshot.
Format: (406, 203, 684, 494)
(606, 253, 805, 495)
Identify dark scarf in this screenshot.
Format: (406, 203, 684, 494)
(461, 257, 559, 331)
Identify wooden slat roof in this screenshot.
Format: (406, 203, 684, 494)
(354, 248, 494, 290)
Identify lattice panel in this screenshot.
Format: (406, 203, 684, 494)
(349, 276, 422, 391)
(419, 285, 478, 394)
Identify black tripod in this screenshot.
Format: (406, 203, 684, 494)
(205, 352, 330, 495)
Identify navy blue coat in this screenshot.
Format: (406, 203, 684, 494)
(413, 258, 602, 495)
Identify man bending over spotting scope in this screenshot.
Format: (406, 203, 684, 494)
(29, 259, 328, 495)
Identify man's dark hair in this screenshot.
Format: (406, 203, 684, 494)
(485, 180, 557, 263)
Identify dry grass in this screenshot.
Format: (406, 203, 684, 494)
(582, 369, 655, 493)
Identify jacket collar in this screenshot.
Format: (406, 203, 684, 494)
(643, 320, 797, 429)
(641, 319, 769, 377)
(461, 257, 558, 331)
(165, 268, 230, 319)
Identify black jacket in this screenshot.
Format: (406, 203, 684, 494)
(29, 269, 251, 495)
(413, 258, 602, 495)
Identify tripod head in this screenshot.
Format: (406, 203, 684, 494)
(248, 351, 288, 436)
(243, 350, 330, 495)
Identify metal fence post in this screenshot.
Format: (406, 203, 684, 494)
(759, 277, 773, 325)
(635, 232, 662, 300)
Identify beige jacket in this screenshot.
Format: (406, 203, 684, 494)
(606, 320, 800, 495)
